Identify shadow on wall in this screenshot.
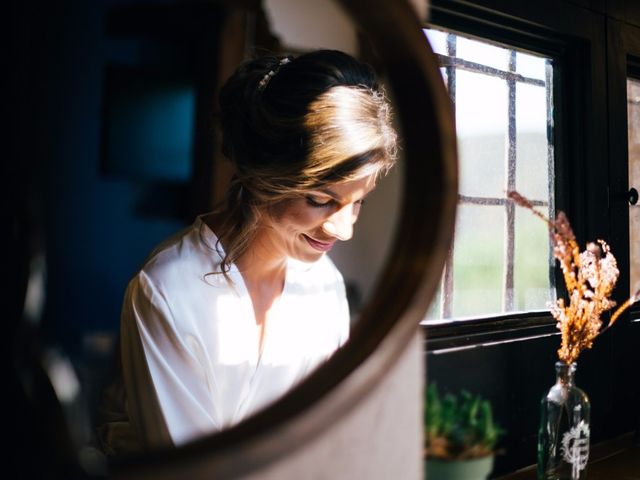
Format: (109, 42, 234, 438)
(330, 160, 403, 319)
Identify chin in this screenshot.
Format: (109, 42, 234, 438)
(292, 249, 325, 264)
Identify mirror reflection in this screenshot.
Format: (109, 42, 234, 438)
(91, 0, 403, 456)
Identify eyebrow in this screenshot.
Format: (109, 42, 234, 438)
(314, 187, 369, 204)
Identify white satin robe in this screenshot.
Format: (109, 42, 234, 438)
(105, 217, 350, 450)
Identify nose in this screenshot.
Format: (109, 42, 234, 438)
(322, 204, 355, 241)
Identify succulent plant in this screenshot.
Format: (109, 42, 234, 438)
(424, 383, 504, 460)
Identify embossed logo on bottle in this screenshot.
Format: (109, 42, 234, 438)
(561, 420, 590, 477)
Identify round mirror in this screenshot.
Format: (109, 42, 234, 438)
(107, 0, 456, 477)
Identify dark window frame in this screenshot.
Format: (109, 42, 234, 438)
(422, 0, 610, 351)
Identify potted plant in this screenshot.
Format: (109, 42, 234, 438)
(424, 383, 504, 480)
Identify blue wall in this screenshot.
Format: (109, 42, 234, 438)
(37, 0, 189, 354)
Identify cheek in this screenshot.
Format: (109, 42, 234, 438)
(278, 202, 326, 229)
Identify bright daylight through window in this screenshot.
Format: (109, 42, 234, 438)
(422, 27, 555, 323)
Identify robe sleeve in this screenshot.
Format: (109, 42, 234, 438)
(121, 271, 220, 447)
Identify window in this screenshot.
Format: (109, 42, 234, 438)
(422, 28, 555, 322)
(628, 76, 640, 295)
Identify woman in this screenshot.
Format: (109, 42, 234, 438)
(98, 49, 397, 453)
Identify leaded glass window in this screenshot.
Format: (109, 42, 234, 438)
(422, 28, 555, 322)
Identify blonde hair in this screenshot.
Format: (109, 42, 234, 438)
(214, 50, 397, 275)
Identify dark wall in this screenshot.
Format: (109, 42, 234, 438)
(10, 0, 217, 359)
(7, 1, 202, 476)
(7, 0, 227, 453)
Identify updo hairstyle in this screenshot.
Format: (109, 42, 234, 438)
(215, 49, 397, 273)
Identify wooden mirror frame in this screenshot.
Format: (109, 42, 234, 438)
(111, 0, 457, 477)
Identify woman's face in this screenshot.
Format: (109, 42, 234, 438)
(258, 172, 378, 263)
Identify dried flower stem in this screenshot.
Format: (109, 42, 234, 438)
(507, 191, 637, 363)
(602, 288, 640, 333)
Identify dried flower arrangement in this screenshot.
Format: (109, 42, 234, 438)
(508, 191, 639, 364)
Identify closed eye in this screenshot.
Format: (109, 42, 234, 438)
(306, 195, 335, 208)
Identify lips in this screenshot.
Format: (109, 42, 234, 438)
(303, 235, 335, 252)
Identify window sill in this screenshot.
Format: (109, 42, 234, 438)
(422, 311, 557, 353)
(495, 432, 640, 479)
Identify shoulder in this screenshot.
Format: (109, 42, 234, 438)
(134, 218, 223, 293)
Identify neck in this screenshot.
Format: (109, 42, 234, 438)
(205, 211, 287, 293)
(235, 229, 287, 293)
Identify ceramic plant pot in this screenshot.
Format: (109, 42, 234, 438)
(425, 455, 494, 480)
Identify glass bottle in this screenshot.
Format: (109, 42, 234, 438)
(537, 362, 591, 480)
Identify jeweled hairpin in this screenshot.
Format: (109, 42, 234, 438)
(258, 57, 291, 92)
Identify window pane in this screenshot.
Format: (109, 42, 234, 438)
(514, 208, 553, 310)
(515, 83, 551, 200)
(450, 204, 505, 318)
(457, 35, 509, 71)
(516, 51, 546, 82)
(439, 67, 448, 84)
(457, 70, 507, 197)
(423, 28, 448, 56)
(422, 27, 555, 322)
(628, 77, 640, 295)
